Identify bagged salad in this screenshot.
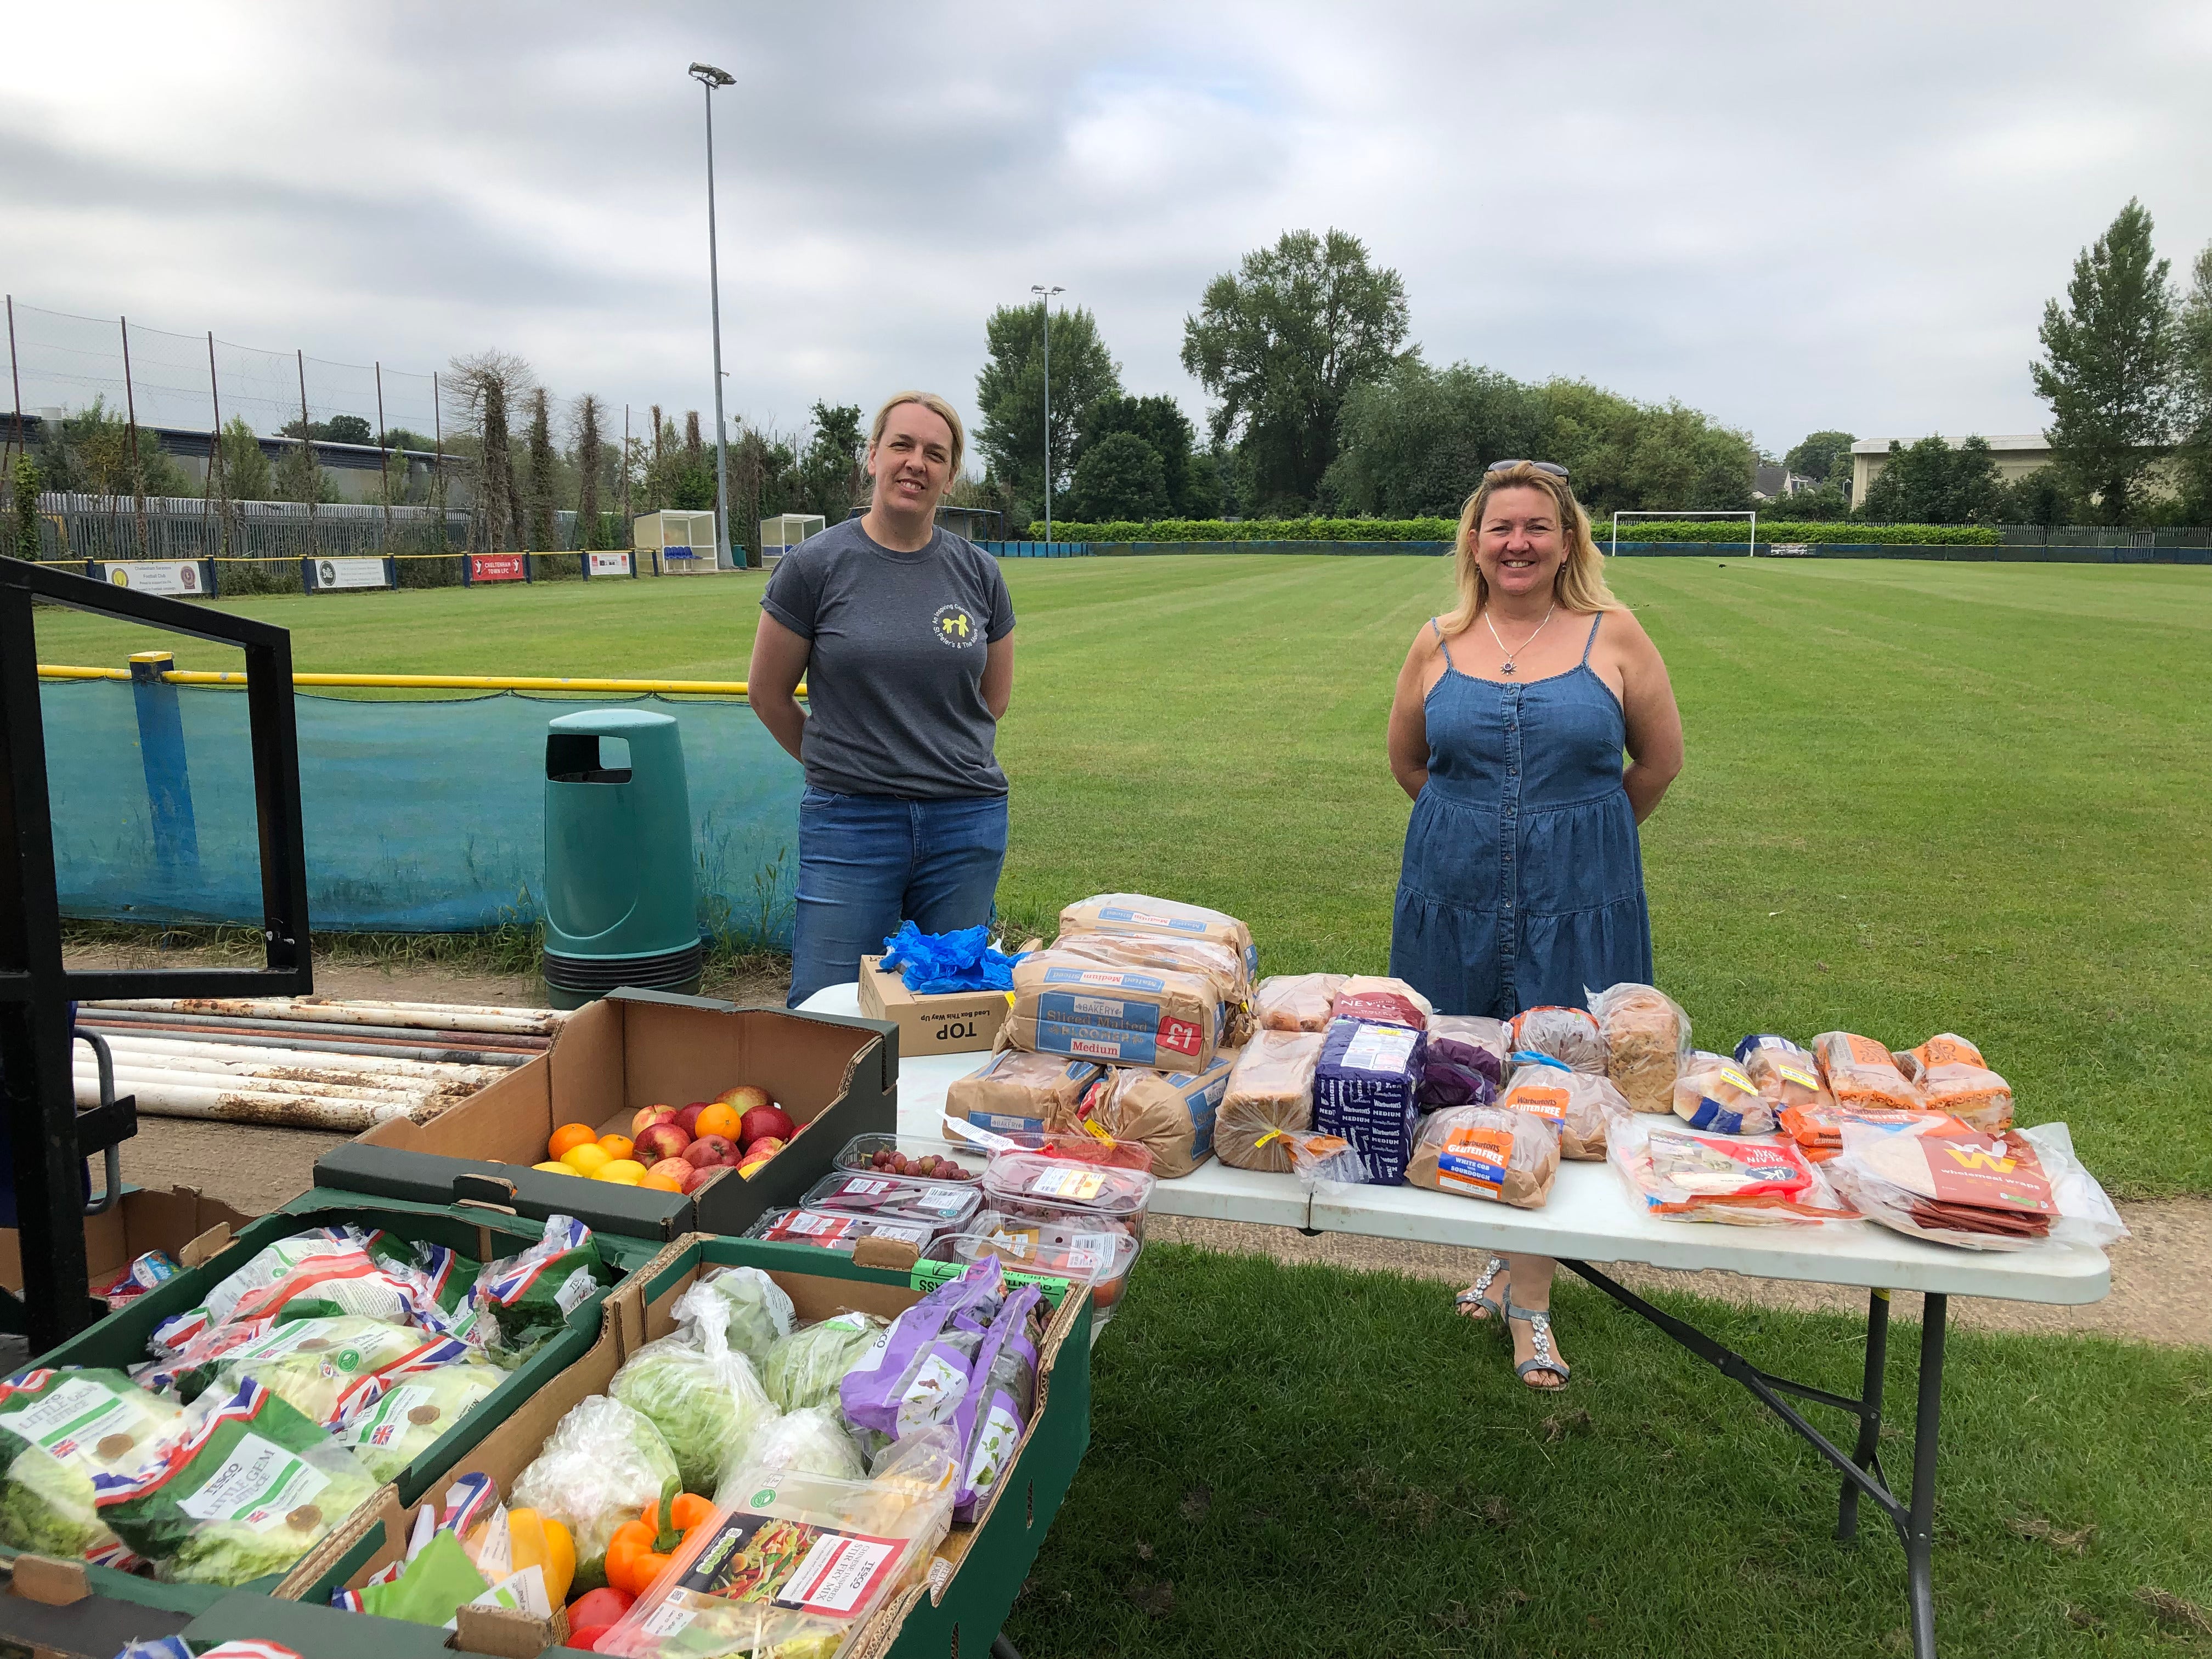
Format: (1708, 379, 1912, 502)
(712, 1407, 865, 1493)
(761, 1314, 891, 1415)
(675, 1266, 796, 1368)
(151, 1228, 460, 1358)
(98, 1376, 379, 1585)
(840, 1259, 1002, 1448)
(330, 1359, 505, 1483)
(0, 1368, 185, 1567)
(202, 1315, 465, 1429)
(467, 1215, 605, 1365)
(952, 1285, 1042, 1521)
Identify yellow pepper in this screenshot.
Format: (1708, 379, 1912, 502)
(469, 1507, 574, 1607)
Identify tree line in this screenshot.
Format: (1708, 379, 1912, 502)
(969, 229, 1762, 528)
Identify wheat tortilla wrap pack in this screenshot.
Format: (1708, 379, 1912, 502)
(1005, 950, 1220, 1070)
(946, 1049, 1103, 1136)
(1087, 1054, 1235, 1177)
(1059, 893, 1257, 981)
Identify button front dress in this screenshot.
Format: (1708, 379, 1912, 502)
(1390, 613, 1652, 1018)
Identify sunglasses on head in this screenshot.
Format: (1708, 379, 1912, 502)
(1485, 460, 1570, 479)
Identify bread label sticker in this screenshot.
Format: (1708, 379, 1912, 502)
(1436, 1126, 1513, 1199)
(1342, 1023, 1418, 1074)
(1717, 1066, 1756, 1097)
(1777, 1064, 1820, 1091)
(1510, 1085, 1571, 1136)
(1157, 1016, 1202, 1058)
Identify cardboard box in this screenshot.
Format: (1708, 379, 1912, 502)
(0, 1185, 254, 1304)
(0, 1193, 641, 1634)
(859, 956, 1012, 1056)
(265, 1234, 1092, 1659)
(317, 987, 898, 1242)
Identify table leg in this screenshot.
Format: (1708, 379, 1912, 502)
(1837, 1288, 1891, 1544)
(991, 1636, 1024, 1659)
(1906, 1293, 1946, 1659)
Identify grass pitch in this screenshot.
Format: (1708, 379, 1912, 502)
(34, 555, 2212, 1197)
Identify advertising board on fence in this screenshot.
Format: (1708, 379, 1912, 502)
(470, 553, 528, 583)
(94, 560, 208, 596)
(587, 550, 633, 577)
(309, 556, 392, 591)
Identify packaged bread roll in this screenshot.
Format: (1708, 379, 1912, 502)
(1499, 1063, 1629, 1159)
(1214, 1031, 1324, 1172)
(1330, 975, 1432, 1032)
(1507, 1006, 1608, 1074)
(1587, 983, 1690, 1113)
(1735, 1035, 1832, 1111)
(1672, 1051, 1778, 1135)
(1407, 1104, 1559, 1209)
(1255, 973, 1347, 1033)
(1812, 1032, 1925, 1112)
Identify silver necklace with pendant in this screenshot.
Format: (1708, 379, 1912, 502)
(1485, 602, 1556, 675)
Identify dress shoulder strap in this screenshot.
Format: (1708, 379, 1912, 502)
(1429, 617, 1457, 673)
(1579, 612, 1602, 665)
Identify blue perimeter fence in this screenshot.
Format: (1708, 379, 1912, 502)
(982, 539, 2212, 563)
(41, 679, 801, 945)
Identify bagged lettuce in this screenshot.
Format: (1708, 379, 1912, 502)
(150, 1228, 425, 1357)
(712, 1406, 864, 1498)
(0, 1368, 186, 1566)
(206, 1316, 462, 1429)
(365, 1233, 478, 1317)
(99, 1377, 379, 1585)
(510, 1395, 679, 1594)
(467, 1215, 604, 1366)
(330, 1360, 505, 1482)
(610, 1312, 779, 1496)
(760, 1312, 888, 1414)
(679, 1266, 795, 1365)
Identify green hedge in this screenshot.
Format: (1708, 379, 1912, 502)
(1026, 517, 2001, 546)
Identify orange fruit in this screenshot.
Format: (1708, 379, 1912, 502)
(561, 1143, 612, 1175)
(597, 1134, 635, 1161)
(693, 1102, 741, 1141)
(548, 1123, 597, 1160)
(638, 1172, 682, 1193)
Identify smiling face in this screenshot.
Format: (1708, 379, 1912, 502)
(1474, 483, 1568, 603)
(866, 400, 957, 515)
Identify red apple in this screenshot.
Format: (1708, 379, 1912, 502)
(631, 1104, 676, 1136)
(680, 1162, 719, 1194)
(718, 1084, 771, 1116)
(739, 1104, 797, 1147)
(675, 1103, 709, 1137)
(635, 1122, 691, 1164)
(647, 1157, 692, 1187)
(682, 1135, 735, 1169)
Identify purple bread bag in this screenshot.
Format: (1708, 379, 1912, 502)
(1418, 1037, 1500, 1110)
(840, 1256, 1003, 1440)
(951, 1283, 1043, 1519)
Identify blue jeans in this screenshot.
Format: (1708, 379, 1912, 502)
(787, 788, 1009, 1007)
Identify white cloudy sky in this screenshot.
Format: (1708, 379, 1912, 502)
(3, 1, 2208, 457)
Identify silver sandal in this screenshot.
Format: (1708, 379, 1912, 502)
(1505, 1295, 1571, 1389)
(1454, 1256, 1508, 1323)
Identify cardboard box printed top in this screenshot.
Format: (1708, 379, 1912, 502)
(859, 955, 1013, 1056)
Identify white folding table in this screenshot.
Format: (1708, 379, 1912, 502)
(801, 983, 2112, 1659)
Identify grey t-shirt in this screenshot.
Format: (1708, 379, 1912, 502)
(760, 519, 1015, 799)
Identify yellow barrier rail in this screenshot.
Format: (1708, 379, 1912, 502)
(37, 664, 802, 696)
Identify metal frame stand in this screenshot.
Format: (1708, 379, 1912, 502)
(0, 560, 312, 1353)
(1564, 1261, 1946, 1659)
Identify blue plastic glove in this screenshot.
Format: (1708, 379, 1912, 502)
(880, 921, 1018, 994)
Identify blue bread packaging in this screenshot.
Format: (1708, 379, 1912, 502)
(1313, 1017, 1427, 1184)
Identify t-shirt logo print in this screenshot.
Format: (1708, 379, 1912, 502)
(932, 604, 981, 648)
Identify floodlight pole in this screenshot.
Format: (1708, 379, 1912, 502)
(1031, 284, 1063, 541)
(691, 63, 736, 569)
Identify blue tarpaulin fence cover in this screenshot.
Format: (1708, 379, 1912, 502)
(40, 681, 802, 946)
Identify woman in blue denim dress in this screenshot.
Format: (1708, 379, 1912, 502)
(749, 393, 1017, 1006)
(1385, 461, 1684, 1389)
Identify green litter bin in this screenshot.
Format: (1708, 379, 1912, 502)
(541, 708, 703, 1009)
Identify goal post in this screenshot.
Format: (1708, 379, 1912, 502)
(1609, 510, 1759, 557)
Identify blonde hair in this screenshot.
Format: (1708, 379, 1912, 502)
(868, 391, 966, 475)
(1437, 462, 1624, 633)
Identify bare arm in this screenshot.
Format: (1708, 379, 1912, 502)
(1387, 629, 1435, 802)
(1613, 613, 1684, 823)
(981, 631, 1015, 721)
(748, 611, 811, 764)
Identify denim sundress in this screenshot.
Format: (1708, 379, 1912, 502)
(1389, 612, 1652, 1018)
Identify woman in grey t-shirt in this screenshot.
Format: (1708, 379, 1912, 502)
(749, 392, 1017, 1005)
